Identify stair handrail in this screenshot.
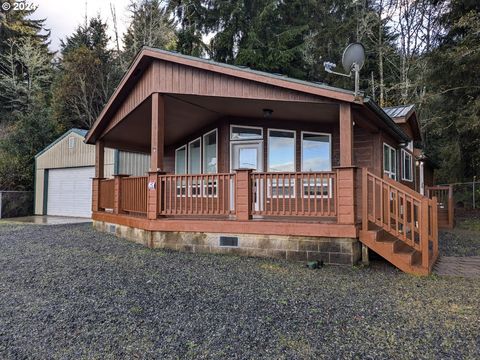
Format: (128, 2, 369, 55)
(362, 168, 439, 272)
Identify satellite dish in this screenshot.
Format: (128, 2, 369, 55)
(342, 43, 365, 73)
(323, 42, 366, 98)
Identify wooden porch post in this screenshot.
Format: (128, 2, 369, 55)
(92, 140, 105, 212)
(113, 174, 129, 214)
(339, 103, 353, 167)
(235, 169, 253, 221)
(147, 93, 165, 220)
(337, 103, 356, 225)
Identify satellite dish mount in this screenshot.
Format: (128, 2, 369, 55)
(323, 43, 365, 98)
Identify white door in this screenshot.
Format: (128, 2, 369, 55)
(230, 141, 264, 211)
(47, 167, 95, 218)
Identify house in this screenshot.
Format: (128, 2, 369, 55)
(383, 104, 434, 195)
(35, 128, 150, 218)
(85, 47, 440, 275)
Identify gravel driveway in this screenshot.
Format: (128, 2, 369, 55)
(0, 223, 479, 359)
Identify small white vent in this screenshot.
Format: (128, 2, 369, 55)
(68, 137, 75, 149)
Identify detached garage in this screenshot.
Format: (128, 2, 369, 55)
(35, 129, 149, 218)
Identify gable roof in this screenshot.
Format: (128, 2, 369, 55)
(35, 128, 88, 158)
(382, 104, 421, 140)
(86, 47, 410, 143)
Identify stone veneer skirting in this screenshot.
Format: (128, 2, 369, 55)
(93, 221, 361, 265)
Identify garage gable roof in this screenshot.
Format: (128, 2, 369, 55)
(86, 47, 410, 143)
(35, 128, 88, 158)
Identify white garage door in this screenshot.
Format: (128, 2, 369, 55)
(47, 167, 95, 218)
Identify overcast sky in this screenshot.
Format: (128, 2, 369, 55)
(35, 0, 132, 52)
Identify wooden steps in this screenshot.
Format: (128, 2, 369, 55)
(359, 225, 429, 275)
(361, 170, 439, 275)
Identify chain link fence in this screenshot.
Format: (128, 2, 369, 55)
(442, 182, 480, 209)
(0, 191, 33, 218)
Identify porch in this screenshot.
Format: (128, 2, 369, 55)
(94, 169, 357, 239)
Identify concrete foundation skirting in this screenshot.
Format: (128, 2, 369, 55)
(93, 220, 361, 265)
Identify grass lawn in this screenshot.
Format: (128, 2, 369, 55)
(0, 223, 479, 359)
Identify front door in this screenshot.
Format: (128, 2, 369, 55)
(230, 141, 263, 172)
(230, 141, 264, 211)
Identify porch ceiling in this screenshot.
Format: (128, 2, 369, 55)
(101, 94, 340, 152)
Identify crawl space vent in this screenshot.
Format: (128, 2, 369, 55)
(109, 224, 116, 233)
(219, 236, 238, 247)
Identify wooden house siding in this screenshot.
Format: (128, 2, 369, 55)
(103, 64, 156, 136)
(152, 60, 328, 103)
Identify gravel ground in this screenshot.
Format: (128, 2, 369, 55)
(0, 223, 479, 359)
(439, 218, 480, 256)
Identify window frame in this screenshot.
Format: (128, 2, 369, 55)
(267, 128, 296, 172)
(202, 128, 218, 174)
(230, 124, 263, 141)
(188, 137, 202, 174)
(401, 149, 413, 182)
(300, 131, 332, 172)
(174, 145, 187, 174)
(383, 143, 397, 180)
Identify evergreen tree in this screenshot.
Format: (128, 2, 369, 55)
(0, 4, 57, 190)
(166, 0, 205, 57)
(0, 0, 50, 54)
(123, 0, 177, 62)
(422, 0, 480, 182)
(52, 16, 122, 129)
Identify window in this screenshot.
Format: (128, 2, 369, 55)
(402, 149, 413, 181)
(267, 129, 295, 172)
(188, 138, 201, 174)
(230, 125, 263, 140)
(267, 178, 296, 198)
(301, 132, 332, 171)
(383, 143, 397, 180)
(203, 129, 217, 174)
(68, 137, 75, 149)
(302, 178, 332, 198)
(175, 146, 187, 174)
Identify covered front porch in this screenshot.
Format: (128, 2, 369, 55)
(91, 90, 361, 239)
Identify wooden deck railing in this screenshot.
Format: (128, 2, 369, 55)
(363, 170, 439, 270)
(98, 171, 339, 220)
(121, 176, 148, 213)
(158, 173, 236, 216)
(99, 179, 114, 209)
(426, 185, 454, 229)
(250, 172, 336, 217)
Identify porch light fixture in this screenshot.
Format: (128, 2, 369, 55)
(263, 108, 273, 118)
